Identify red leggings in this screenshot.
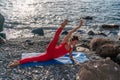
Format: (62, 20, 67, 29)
(19, 27, 63, 64)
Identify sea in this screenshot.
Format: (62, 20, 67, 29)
(0, 0, 120, 39)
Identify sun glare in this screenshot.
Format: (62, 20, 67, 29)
(11, 0, 37, 18)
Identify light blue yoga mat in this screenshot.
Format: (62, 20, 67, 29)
(20, 52, 89, 67)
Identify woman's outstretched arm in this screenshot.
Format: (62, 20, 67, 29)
(62, 20, 83, 43)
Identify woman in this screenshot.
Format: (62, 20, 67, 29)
(8, 19, 83, 67)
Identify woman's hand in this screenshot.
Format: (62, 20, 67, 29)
(60, 19, 68, 28)
(71, 58, 79, 64)
(74, 60, 79, 65)
(78, 19, 83, 27)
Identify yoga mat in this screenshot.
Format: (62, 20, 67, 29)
(20, 52, 89, 67)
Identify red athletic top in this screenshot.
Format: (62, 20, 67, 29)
(19, 42, 72, 64)
(50, 42, 72, 58)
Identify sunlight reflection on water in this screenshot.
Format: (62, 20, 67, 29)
(0, 0, 120, 39)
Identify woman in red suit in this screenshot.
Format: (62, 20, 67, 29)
(8, 19, 83, 67)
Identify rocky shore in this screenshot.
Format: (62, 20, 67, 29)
(0, 36, 120, 80)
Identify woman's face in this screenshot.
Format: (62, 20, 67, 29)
(70, 40, 78, 46)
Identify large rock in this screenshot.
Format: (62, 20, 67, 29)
(87, 30, 95, 35)
(90, 37, 113, 51)
(77, 59, 120, 80)
(116, 54, 120, 65)
(96, 43, 119, 58)
(0, 33, 6, 39)
(0, 36, 6, 44)
(62, 30, 68, 35)
(82, 16, 93, 20)
(90, 37, 120, 60)
(102, 24, 119, 29)
(31, 28, 44, 36)
(0, 13, 5, 32)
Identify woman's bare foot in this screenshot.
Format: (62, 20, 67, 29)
(8, 60, 20, 67)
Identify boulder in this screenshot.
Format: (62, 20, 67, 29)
(96, 32, 107, 37)
(90, 37, 120, 61)
(62, 30, 68, 35)
(82, 16, 93, 20)
(90, 37, 113, 51)
(0, 33, 6, 39)
(0, 36, 6, 44)
(0, 13, 5, 32)
(31, 28, 44, 36)
(96, 43, 119, 59)
(102, 24, 119, 29)
(116, 54, 120, 65)
(87, 30, 95, 35)
(77, 59, 120, 80)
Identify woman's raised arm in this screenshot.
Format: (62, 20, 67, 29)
(62, 20, 83, 43)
